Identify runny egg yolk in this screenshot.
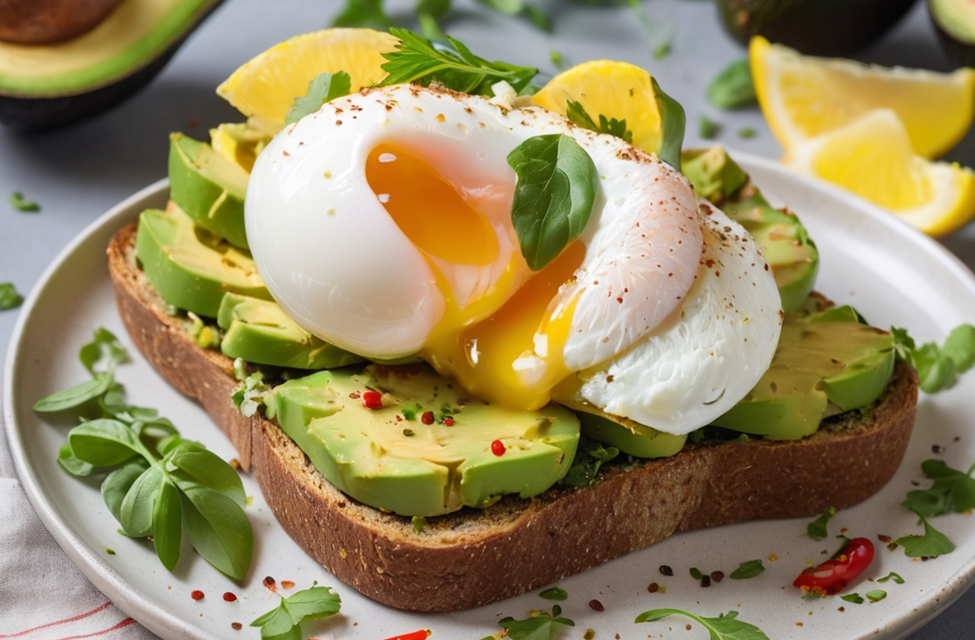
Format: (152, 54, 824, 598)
(365, 142, 584, 411)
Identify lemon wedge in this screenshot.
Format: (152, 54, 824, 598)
(531, 60, 662, 155)
(751, 35, 975, 159)
(217, 28, 399, 134)
(784, 109, 975, 237)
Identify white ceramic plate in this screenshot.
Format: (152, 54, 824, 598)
(6, 154, 975, 640)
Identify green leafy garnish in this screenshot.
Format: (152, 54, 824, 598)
(549, 49, 567, 70)
(251, 585, 341, 640)
(635, 609, 770, 640)
(866, 590, 887, 603)
(707, 59, 757, 110)
(840, 593, 864, 604)
(331, 0, 393, 29)
(892, 325, 975, 393)
(878, 571, 904, 584)
(902, 459, 975, 517)
(650, 77, 685, 171)
(653, 34, 672, 60)
(499, 605, 574, 640)
(539, 587, 568, 600)
(565, 100, 633, 143)
(806, 506, 836, 540)
(689, 567, 703, 580)
(379, 28, 537, 96)
(232, 359, 271, 418)
(895, 514, 955, 558)
(285, 71, 353, 125)
(0, 282, 24, 311)
(699, 115, 720, 140)
(737, 127, 757, 139)
(729, 559, 765, 580)
(34, 328, 253, 580)
(506, 133, 598, 271)
(9, 191, 40, 212)
(561, 439, 619, 488)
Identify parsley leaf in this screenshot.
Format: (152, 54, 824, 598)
(285, 71, 353, 125)
(565, 100, 633, 143)
(902, 459, 975, 517)
(892, 325, 975, 393)
(895, 514, 955, 558)
(729, 559, 765, 580)
(636, 609, 770, 640)
(806, 506, 836, 540)
(707, 59, 757, 110)
(379, 28, 537, 96)
(251, 585, 341, 639)
(562, 439, 619, 488)
(9, 191, 40, 212)
(0, 282, 24, 311)
(499, 604, 574, 640)
(507, 133, 598, 271)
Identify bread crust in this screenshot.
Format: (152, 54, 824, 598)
(107, 221, 919, 612)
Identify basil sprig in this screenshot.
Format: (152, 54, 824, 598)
(507, 133, 598, 271)
(251, 585, 341, 640)
(34, 328, 253, 580)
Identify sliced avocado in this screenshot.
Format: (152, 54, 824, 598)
(929, 0, 975, 67)
(0, 0, 225, 131)
(711, 305, 895, 440)
(217, 292, 365, 370)
(169, 132, 249, 249)
(0, 0, 124, 45)
(575, 410, 687, 459)
(136, 204, 269, 318)
(265, 364, 580, 517)
(209, 122, 270, 174)
(683, 146, 819, 315)
(716, 0, 918, 57)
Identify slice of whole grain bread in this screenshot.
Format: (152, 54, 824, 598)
(107, 221, 919, 612)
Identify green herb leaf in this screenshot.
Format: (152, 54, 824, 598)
(507, 133, 598, 271)
(902, 459, 975, 517)
(58, 443, 95, 476)
(689, 567, 703, 580)
(561, 438, 619, 488)
(120, 464, 164, 538)
(499, 604, 574, 640)
(635, 609, 770, 640)
(729, 559, 765, 580)
(650, 77, 685, 171)
(699, 115, 720, 140)
(523, 5, 551, 32)
(878, 571, 904, 584)
(549, 49, 567, 70)
(152, 480, 183, 571)
(9, 191, 40, 212)
(866, 590, 887, 603)
(232, 368, 270, 418)
(896, 514, 955, 558)
(251, 585, 342, 640)
(169, 445, 247, 508)
(653, 36, 672, 60)
(0, 282, 24, 310)
(179, 485, 254, 580)
(893, 324, 975, 393)
(102, 459, 149, 521)
(417, 11, 449, 44)
(565, 100, 633, 143)
(806, 506, 836, 540)
(417, 0, 450, 18)
(67, 419, 144, 467)
(840, 593, 864, 604)
(707, 59, 757, 110)
(79, 327, 128, 374)
(478, 0, 522, 16)
(539, 587, 568, 600)
(737, 127, 757, 139)
(379, 28, 537, 96)
(331, 0, 392, 29)
(33, 375, 112, 413)
(285, 71, 353, 125)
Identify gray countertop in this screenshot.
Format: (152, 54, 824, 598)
(2, 0, 974, 636)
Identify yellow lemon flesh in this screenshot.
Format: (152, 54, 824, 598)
(751, 35, 975, 159)
(531, 60, 662, 155)
(784, 109, 975, 237)
(216, 28, 399, 134)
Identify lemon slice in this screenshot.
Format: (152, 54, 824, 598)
(531, 60, 662, 154)
(784, 109, 975, 237)
(217, 28, 399, 134)
(751, 36, 975, 159)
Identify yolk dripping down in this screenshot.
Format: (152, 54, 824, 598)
(365, 142, 585, 411)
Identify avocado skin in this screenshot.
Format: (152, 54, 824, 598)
(929, 0, 975, 68)
(0, 0, 225, 132)
(717, 0, 918, 56)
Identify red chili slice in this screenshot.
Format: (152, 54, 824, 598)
(381, 631, 430, 640)
(793, 537, 875, 596)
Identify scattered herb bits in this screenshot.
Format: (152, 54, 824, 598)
(636, 609, 770, 640)
(0, 282, 24, 311)
(807, 506, 837, 540)
(730, 559, 765, 580)
(498, 604, 574, 639)
(8, 191, 40, 212)
(250, 585, 341, 639)
(706, 58, 757, 110)
(539, 587, 568, 600)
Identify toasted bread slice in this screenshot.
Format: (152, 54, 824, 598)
(107, 221, 919, 612)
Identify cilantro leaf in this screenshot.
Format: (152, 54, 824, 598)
(507, 133, 598, 271)
(285, 71, 353, 125)
(707, 59, 757, 110)
(565, 100, 633, 143)
(636, 609, 770, 640)
(9, 191, 40, 212)
(729, 559, 765, 580)
(379, 28, 537, 96)
(896, 514, 955, 558)
(806, 506, 836, 540)
(499, 604, 574, 640)
(251, 585, 341, 639)
(891, 324, 975, 393)
(902, 459, 975, 517)
(562, 439, 619, 488)
(0, 282, 24, 311)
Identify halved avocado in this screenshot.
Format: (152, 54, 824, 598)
(716, 0, 919, 56)
(0, 0, 226, 131)
(929, 0, 975, 68)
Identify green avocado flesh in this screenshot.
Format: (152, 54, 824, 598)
(683, 146, 819, 315)
(930, 0, 975, 67)
(575, 410, 687, 458)
(136, 205, 269, 317)
(265, 364, 580, 517)
(711, 305, 894, 439)
(169, 133, 249, 249)
(217, 293, 364, 370)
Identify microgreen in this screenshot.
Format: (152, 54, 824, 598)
(651, 77, 685, 171)
(866, 590, 887, 603)
(0, 282, 24, 311)
(689, 567, 703, 580)
(285, 71, 353, 125)
(539, 587, 568, 600)
(565, 100, 633, 143)
(699, 115, 720, 140)
(878, 572, 904, 584)
(8, 191, 40, 212)
(232, 359, 271, 418)
(34, 328, 253, 579)
(549, 49, 567, 70)
(499, 604, 574, 640)
(562, 439, 620, 488)
(902, 459, 975, 517)
(892, 324, 975, 393)
(707, 59, 757, 110)
(806, 506, 836, 540)
(250, 585, 341, 640)
(729, 559, 765, 580)
(840, 593, 864, 604)
(737, 127, 757, 139)
(378, 28, 538, 97)
(895, 514, 955, 558)
(635, 609, 770, 640)
(507, 133, 598, 271)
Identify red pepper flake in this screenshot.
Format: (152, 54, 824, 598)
(349, 391, 361, 400)
(588, 599, 604, 611)
(281, 580, 295, 589)
(878, 534, 892, 543)
(263, 576, 277, 592)
(381, 631, 431, 640)
(223, 592, 238, 602)
(188, 115, 200, 129)
(491, 439, 506, 456)
(231, 622, 242, 631)
(710, 570, 724, 583)
(421, 411, 435, 425)
(362, 390, 383, 410)
(443, 417, 454, 426)
(647, 582, 659, 593)
(191, 590, 204, 601)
